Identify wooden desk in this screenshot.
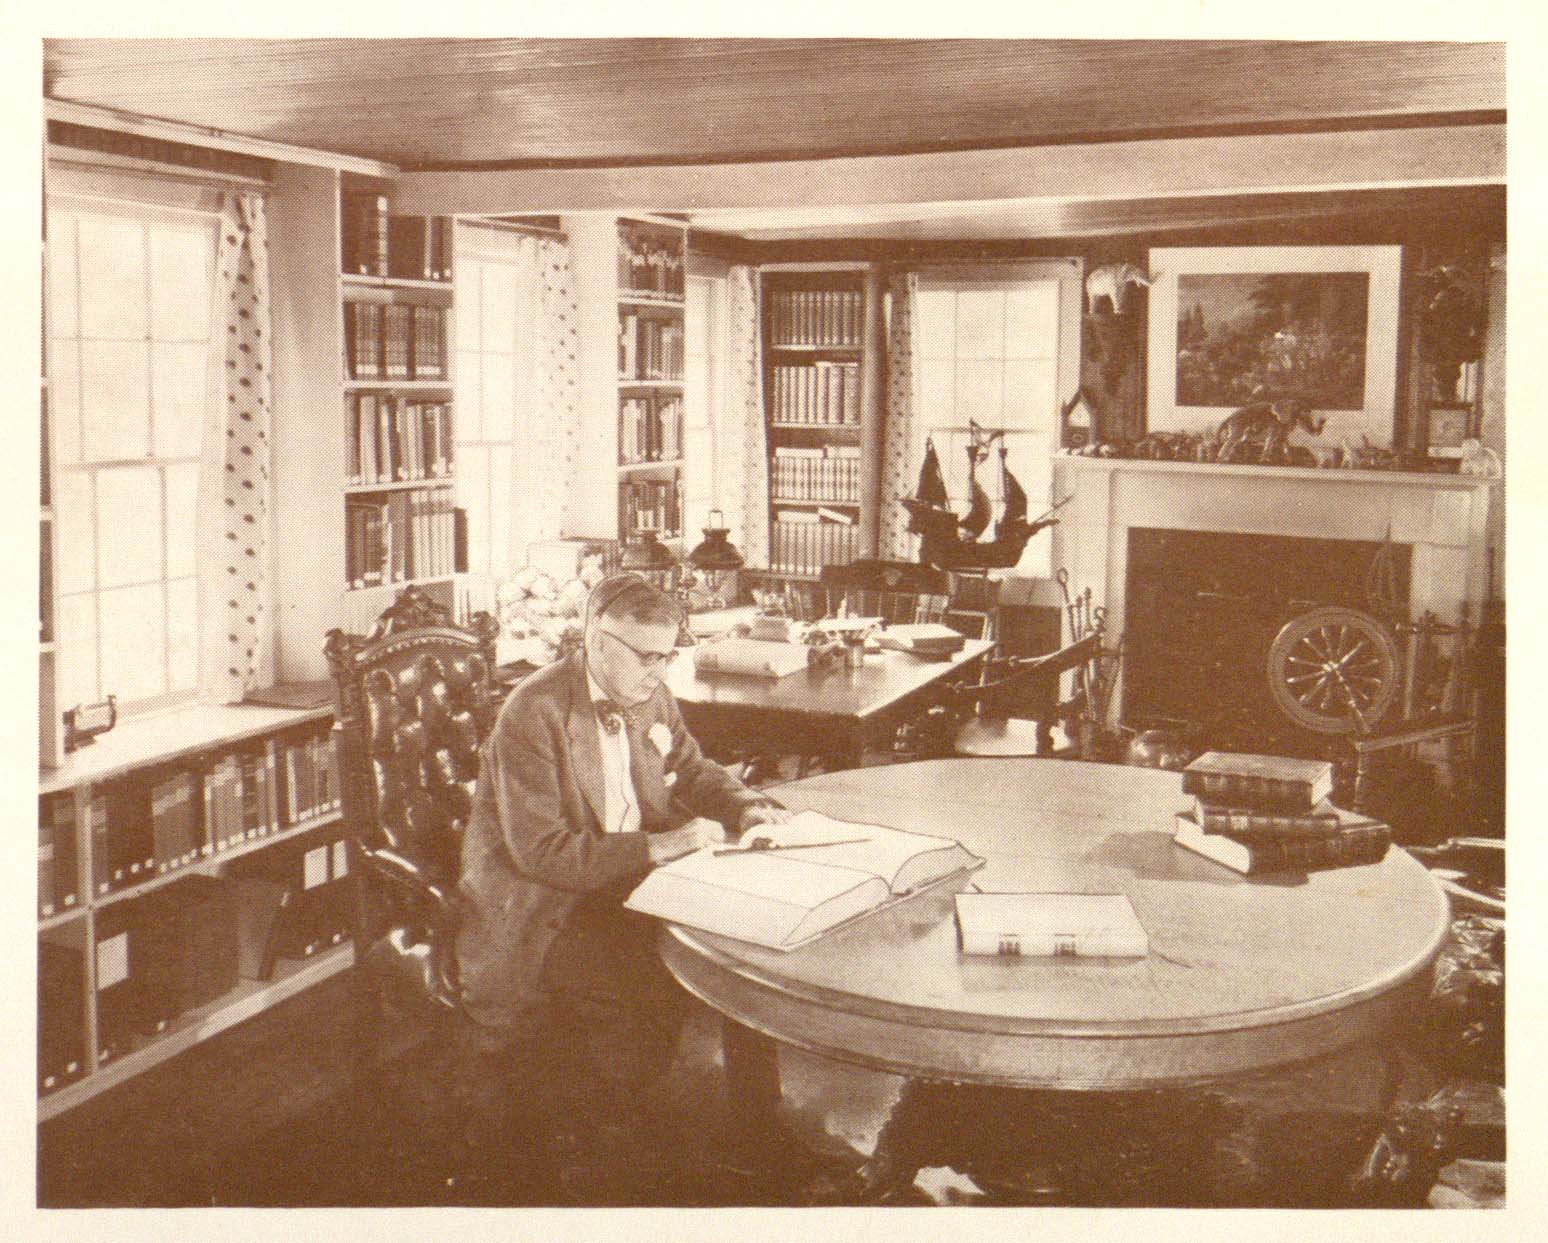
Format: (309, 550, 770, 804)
(660, 758, 1449, 1091)
(664, 639, 993, 768)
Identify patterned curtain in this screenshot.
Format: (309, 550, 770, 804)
(725, 265, 769, 567)
(523, 235, 582, 547)
(879, 270, 918, 561)
(201, 192, 274, 703)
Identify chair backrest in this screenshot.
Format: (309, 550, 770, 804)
(324, 587, 501, 889)
(820, 559, 952, 626)
(965, 631, 1105, 722)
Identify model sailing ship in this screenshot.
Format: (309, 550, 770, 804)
(900, 421, 1067, 570)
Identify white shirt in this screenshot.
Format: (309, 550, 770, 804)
(586, 669, 641, 835)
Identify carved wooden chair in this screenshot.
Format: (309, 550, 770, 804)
(820, 558, 952, 626)
(949, 631, 1107, 758)
(324, 586, 501, 1019)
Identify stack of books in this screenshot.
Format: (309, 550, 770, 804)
(1172, 751, 1390, 876)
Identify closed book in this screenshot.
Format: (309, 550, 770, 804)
(51, 793, 80, 913)
(875, 623, 967, 656)
(341, 190, 388, 276)
(89, 793, 111, 897)
(150, 769, 200, 873)
(383, 303, 413, 380)
(1181, 751, 1334, 815)
(954, 892, 1149, 958)
(410, 304, 446, 379)
(387, 213, 431, 280)
(626, 811, 984, 951)
(38, 797, 56, 919)
(92, 903, 139, 1060)
(1173, 812, 1390, 876)
(692, 637, 811, 679)
(1194, 796, 1343, 837)
(38, 940, 86, 1093)
(106, 778, 155, 888)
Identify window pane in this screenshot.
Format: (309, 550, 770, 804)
(97, 581, 167, 702)
(151, 341, 209, 459)
(455, 350, 482, 442)
(1004, 283, 1060, 358)
(48, 340, 82, 464)
(917, 357, 955, 423)
(488, 443, 512, 577)
(77, 213, 148, 340)
(166, 576, 199, 692)
(481, 353, 516, 443)
(148, 221, 214, 341)
(914, 288, 956, 359)
(56, 592, 99, 706)
(54, 470, 95, 595)
(455, 260, 482, 353)
(47, 214, 79, 340)
(954, 290, 1003, 360)
(1002, 359, 1059, 430)
(165, 461, 199, 579)
(955, 359, 1003, 424)
(481, 260, 518, 352)
(81, 340, 151, 461)
(96, 465, 163, 588)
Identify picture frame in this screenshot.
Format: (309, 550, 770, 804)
(1146, 245, 1403, 447)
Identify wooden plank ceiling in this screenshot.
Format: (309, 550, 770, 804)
(44, 38, 1503, 170)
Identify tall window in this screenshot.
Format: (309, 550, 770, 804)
(913, 262, 1082, 577)
(47, 194, 219, 712)
(454, 226, 526, 585)
(684, 269, 729, 541)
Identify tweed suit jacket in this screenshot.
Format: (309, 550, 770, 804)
(455, 650, 766, 1031)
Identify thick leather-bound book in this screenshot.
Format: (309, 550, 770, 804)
(626, 811, 983, 951)
(38, 940, 86, 1093)
(1181, 751, 1334, 815)
(1193, 796, 1343, 837)
(875, 623, 967, 657)
(1173, 811, 1390, 876)
(954, 892, 1149, 958)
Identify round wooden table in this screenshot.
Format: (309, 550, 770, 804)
(660, 758, 1451, 1091)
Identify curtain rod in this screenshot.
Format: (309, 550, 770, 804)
(48, 148, 269, 192)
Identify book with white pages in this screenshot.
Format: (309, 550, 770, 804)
(625, 810, 984, 951)
(954, 892, 1150, 958)
(691, 637, 810, 678)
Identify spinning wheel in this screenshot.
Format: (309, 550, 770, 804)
(1267, 606, 1402, 735)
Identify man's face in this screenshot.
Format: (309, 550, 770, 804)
(586, 613, 678, 707)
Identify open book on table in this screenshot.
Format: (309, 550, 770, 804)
(625, 810, 984, 951)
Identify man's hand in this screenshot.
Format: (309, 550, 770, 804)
(738, 803, 791, 834)
(647, 816, 725, 865)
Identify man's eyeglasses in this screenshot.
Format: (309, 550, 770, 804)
(599, 628, 679, 669)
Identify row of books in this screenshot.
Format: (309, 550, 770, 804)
(620, 394, 683, 466)
(346, 394, 453, 485)
(770, 518, 860, 577)
(619, 476, 682, 542)
(39, 829, 356, 1089)
(771, 445, 862, 502)
(618, 311, 684, 381)
(769, 289, 863, 348)
(770, 362, 861, 426)
(1171, 751, 1391, 876)
(345, 489, 461, 589)
(617, 220, 684, 299)
(343, 301, 449, 381)
(38, 728, 341, 917)
(341, 191, 453, 282)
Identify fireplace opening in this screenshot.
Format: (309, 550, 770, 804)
(1123, 529, 1412, 757)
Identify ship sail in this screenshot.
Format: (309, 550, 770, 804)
(916, 439, 949, 509)
(959, 445, 992, 540)
(993, 447, 1028, 542)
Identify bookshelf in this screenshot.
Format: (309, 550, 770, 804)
(760, 266, 883, 577)
(37, 703, 349, 1121)
(564, 215, 687, 546)
(268, 167, 462, 677)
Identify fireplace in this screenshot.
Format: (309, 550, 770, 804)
(1056, 458, 1499, 749)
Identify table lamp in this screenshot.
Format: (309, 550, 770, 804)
(686, 510, 745, 609)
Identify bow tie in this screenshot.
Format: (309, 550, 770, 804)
(594, 699, 633, 735)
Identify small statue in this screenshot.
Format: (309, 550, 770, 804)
(1214, 397, 1325, 464)
(1084, 262, 1151, 316)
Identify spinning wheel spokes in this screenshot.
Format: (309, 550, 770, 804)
(1267, 606, 1402, 735)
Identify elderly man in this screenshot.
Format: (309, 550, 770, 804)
(454, 572, 785, 1200)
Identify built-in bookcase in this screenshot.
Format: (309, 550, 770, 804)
(564, 215, 687, 546)
(760, 266, 881, 576)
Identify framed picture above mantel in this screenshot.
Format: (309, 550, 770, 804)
(1146, 246, 1403, 448)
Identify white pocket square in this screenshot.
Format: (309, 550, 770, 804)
(649, 722, 673, 757)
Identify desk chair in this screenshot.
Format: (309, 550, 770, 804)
(819, 559, 951, 626)
(950, 631, 1106, 758)
(324, 586, 501, 1021)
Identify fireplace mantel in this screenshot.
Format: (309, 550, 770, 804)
(1057, 457, 1499, 723)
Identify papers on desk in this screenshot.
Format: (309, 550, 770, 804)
(874, 623, 966, 657)
(626, 810, 984, 950)
(954, 892, 1150, 958)
(692, 637, 810, 678)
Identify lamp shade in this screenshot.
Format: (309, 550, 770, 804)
(687, 511, 744, 572)
(619, 530, 678, 573)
